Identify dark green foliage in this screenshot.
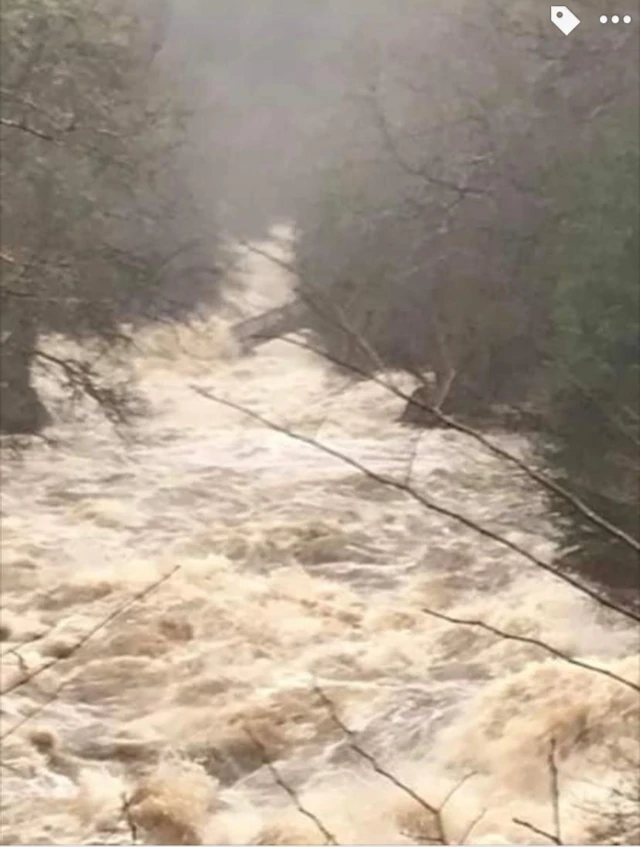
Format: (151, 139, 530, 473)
(540, 118, 639, 505)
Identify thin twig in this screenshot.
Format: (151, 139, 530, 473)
(420, 608, 639, 693)
(0, 567, 181, 738)
(121, 792, 138, 844)
(548, 738, 562, 844)
(0, 628, 55, 660)
(313, 682, 448, 844)
(2, 647, 31, 686)
(513, 817, 561, 844)
(404, 428, 423, 487)
(458, 808, 488, 845)
(244, 726, 338, 845)
(439, 772, 477, 815)
(33, 349, 139, 426)
(363, 81, 489, 198)
(0, 117, 55, 141)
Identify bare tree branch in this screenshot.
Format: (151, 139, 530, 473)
(313, 682, 448, 844)
(237, 240, 389, 378)
(244, 725, 339, 845)
(121, 792, 139, 845)
(548, 738, 562, 844)
(235, 246, 640, 557)
(0, 630, 53, 661)
(438, 772, 478, 816)
(403, 428, 423, 487)
(33, 350, 140, 426)
(0, 567, 181, 740)
(513, 817, 561, 844)
(0, 116, 56, 141)
(420, 608, 638, 692)
(361, 81, 490, 199)
(458, 809, 488, 845)
(252, 331, 640, 558)
(191, 386, 640, 626)
(2, 646, 31, 684)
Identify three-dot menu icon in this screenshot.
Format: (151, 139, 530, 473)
(600, 14, 633, 22)
(551, 6, 634, 33)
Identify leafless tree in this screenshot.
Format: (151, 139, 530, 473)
(0, 0, 224, 434)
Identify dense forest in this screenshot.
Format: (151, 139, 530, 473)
(1, 0, 638, 512)
(1, 3, 639, 845)
(292, 1, 639, 513)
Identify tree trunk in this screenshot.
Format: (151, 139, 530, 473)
(0, 297, 51, 434)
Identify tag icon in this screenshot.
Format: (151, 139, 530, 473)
(551, 6, 581, 34)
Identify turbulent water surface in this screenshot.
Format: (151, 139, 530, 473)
(1, 227, 638, 845)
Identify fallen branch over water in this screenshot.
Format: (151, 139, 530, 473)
(191, 385, 640, 629)
(253, 332, 640, 557)
(238, 243, 640, 557)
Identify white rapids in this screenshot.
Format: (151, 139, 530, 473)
(1, 225, 638, 845)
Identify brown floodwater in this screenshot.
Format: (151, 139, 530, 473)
(1, 226, 638, 845)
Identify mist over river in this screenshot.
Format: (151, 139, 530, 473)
(1, 227, 638, 845)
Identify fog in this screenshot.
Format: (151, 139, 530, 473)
(149, 0, 360, 236)
(152, 0, 481, 238)
(1, 1, 638, 844)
